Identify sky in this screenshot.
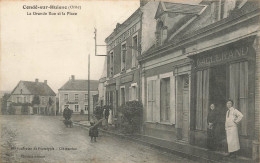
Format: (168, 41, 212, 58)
(0, 0, 140, 93)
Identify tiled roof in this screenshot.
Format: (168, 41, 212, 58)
(163, 2, 205, 15)
(59, 80, 99, 91)
(11, 81, 56, 96)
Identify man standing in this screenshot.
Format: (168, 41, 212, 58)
(225, 100, 243, 158)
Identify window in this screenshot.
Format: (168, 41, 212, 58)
(129, 84, 137, 101)
(75, 94, 78, 101)
(85, 94, 88, 101)
(17, 97, 21, 103)
(160, 77, 170, 122)
(64, 94, 68, 101)
(155, 20, 167, 46)
(20, 89, 23, 94)
(85, 105, 88, 111)
(121, 43, 126, 71)
(24, 97, 26, 103)
(132, 35, 138, 68)
(110, 51, 114, 77)
(147, 80, 156, 122)
(41, 97, 45, 105)
(120, 87, 125, 105)
(75, 105, 79, 112)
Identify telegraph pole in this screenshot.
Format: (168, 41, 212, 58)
(88, 54, 90, 121)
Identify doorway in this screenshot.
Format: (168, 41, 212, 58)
(209, 64, 227, 150)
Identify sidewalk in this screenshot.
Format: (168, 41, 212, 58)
(74, 121, 254, 163)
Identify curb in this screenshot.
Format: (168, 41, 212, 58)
(74, 122, 254, 163)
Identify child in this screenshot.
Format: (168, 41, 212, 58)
(89, 122, 98, 142)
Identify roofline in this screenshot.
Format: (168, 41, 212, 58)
(105, 8, 141, 43)
(139, 8, 260, 62)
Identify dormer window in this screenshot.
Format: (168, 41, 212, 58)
(155, 20, 167, 46)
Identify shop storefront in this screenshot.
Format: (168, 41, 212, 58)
(189, 37, 256, 157)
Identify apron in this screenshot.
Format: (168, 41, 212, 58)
(225, 108, 240, 152)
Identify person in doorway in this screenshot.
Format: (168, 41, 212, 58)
(207, 104, 219, 150)
(225, 99, 243, 158)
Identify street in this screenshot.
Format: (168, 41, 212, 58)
(1, 115, 197, 163)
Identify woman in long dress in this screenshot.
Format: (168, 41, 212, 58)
(225, 99, 243, 158)
(108, 109, 112, 125)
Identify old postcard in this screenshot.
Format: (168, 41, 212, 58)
(1, 0, 259, 162)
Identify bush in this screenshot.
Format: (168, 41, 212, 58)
(119, 101, 143, 134)
(93, 106, 104, 120)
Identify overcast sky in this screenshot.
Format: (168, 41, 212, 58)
(1, 1, 140, 93)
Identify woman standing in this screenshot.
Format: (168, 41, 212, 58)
(207, 104, 219, 150)
(225, 99, 243, 158)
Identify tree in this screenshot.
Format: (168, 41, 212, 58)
(1, 94, 10, 115)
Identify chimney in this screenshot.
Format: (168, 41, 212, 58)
(35, 79, 39, 83)
(71, 75, 75, 81)
(44, 80, 47, 84)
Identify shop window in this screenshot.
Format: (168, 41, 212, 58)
(196, 69, 209, 130)
(132, 35, 138, 68)
(121, 44, 126, 71)
(147, 80, 156, 122)
(229, 61, 248, 135)
(160, 77, 170, 122)
(75, 105, 79, 112)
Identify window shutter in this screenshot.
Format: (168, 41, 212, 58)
(155, 79, 160, 122)
(147, 81, 153, 121)
(170, 76, 176, 124)
(196, 71, 203, 130)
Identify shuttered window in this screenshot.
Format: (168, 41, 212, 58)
(229, 61, 248, 135)
(196, 69, 209, 130)
(147, 80, 156, 122)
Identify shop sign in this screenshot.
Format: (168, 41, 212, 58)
(197, 46, 249, 67)
(66, 101, 78, 104)
(108, 22, 140, 50)
(120, 74, 133, 84)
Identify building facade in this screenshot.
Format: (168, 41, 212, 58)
(104, 9, 143, 118)
(7, 79, 56, 115)
(58, 75, 99, 115)
(139, 0, 260, 160)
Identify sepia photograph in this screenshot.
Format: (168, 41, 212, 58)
(0, 0, 259, 162)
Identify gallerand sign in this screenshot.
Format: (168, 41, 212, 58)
(197, 46, 249, 67)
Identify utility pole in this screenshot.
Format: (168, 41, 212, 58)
(88, 54, 90, 121)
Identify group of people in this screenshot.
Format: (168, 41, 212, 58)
(207, 99, 243, 158)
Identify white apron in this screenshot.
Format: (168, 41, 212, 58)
(108, 110, 112, 124)
(225, 107, 243, 153)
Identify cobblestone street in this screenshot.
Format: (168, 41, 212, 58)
(0, 115, 198, 163)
